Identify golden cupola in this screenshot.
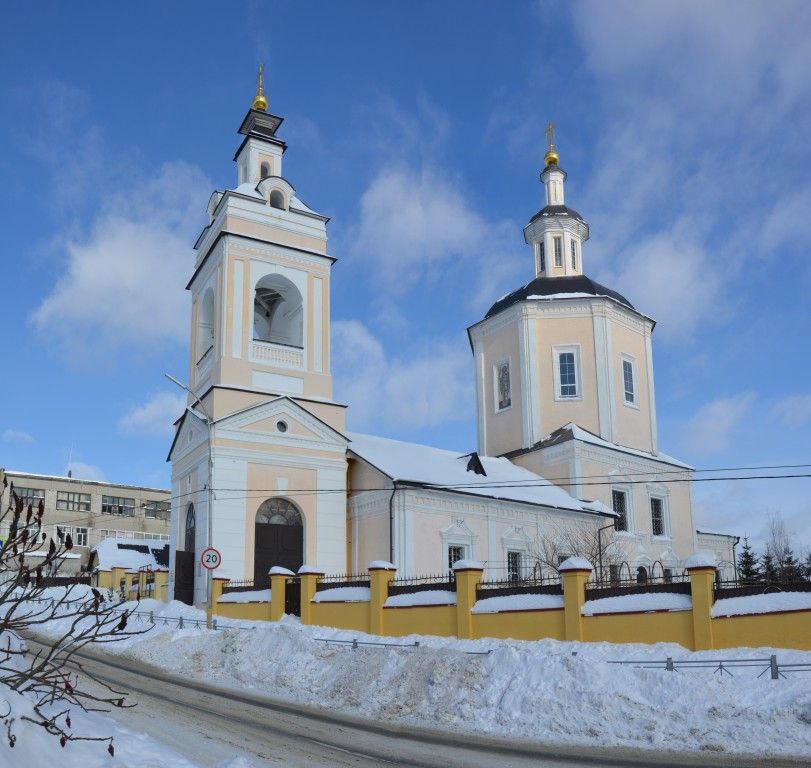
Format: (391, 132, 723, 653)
(252, 63, 268, 112)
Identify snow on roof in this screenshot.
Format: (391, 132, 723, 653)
(560, 423, 692, 469)
(4, 470, 168, 494)
(348, 432, 611, 516)
(91, 537, 166, 571)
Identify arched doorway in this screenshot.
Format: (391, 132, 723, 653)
(254, 498, 303, 585)
(174, 503, 196, 606)
(636, 565, 648, 585)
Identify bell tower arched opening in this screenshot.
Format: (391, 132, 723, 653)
(253, 274, 303, 349)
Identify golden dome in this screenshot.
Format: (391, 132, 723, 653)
(544, 147, 559, 166)
(252, 63, 268, 112)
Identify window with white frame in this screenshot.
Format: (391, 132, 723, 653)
(650, 496, 666, 537)
(101, 496, 135, 516)
(493, 359, 512, 412)
(622, 357, 636, 405)
(55, 525, 88, 547)
(553, 236, 563, 267)
(507, 550, 523, 581)
(554, 346, 580, 399)
(56, 491, 90, 513)
(538, 241, 546, 273)
(11, 487, 45, 508)
(612, 489, 629, 532)
(570, 239, 577, 270)
(447, 545, 466, 571)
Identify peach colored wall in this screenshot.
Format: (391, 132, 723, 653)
(473, 609, 565, 641)
(712, 612, 810, 651)
(310, 601, 371, 633)
(382, 605, 457, 637)
(610, 321, 654, 454)
(583, 610, 694, 646)
(224, 215, 327, 255)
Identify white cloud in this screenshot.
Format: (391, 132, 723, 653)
(682, 392, 757, 455)
(118, 391, 186, 437)
(772, 394, 811, 428)
(31, 160, 210, 358)
(2, 429, 34, 444)
(332, 320, 472, 431)
(66, 461, 106, 482)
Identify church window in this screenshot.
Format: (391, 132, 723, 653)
(253, 274, 304, 349)
(553, 236, 563, 266)
(257, 497, 302, 526)
(260, 161, 271, 179)
(269, 189, 285, 209)
(570, 239, 577, 270)
(538, 242, 546, 273)
(494, 359, 511, 412)
(184, 504, 196, 553)
(507, 550, 523, 581)
(612, 489, 628, 532)
(622, 358, 636, 404)
(650, 496, 666, 537)
(557, 351, 578, 398)
(447, 545, 466, 571)
(197, 287, 215, 362)
(276, 420, 288, 433)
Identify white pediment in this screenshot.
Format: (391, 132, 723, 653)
(168, 408, 209, 463)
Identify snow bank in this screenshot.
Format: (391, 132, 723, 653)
(582, 593, 692, 615)
(218, 589, 270, 604)
(384, 590, 456, 607)
(312, 587, 371, 603)
(472, 593, 564, 614)
(712, 591, 811, 617)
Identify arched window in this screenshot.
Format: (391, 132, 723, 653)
(184, 504, 196, 553)
(253, 274, 303, 348)
(197, 288, 215, 360)
(269, 189, 285, 210)
(260, 161, 271, 180)
(256, 497, 302, 526)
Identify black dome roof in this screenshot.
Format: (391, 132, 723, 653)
(485, 275, 635, 319)
(528, 204, 586, 225)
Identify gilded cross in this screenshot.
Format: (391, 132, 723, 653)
(545, 121, 556, 149)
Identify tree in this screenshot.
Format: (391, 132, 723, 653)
(761, 551, 778, 582)
(803, 552, 811, 582)
(530, 520, 625, 583)
(737, 538, 760, 584)
(0, 472, 143, 754)
(779, 548, 803, 582)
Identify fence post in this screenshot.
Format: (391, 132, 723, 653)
(298, 565, 324, 626)
(559, 557, 593, 643)
(208, 575, 229, 626)
(770, 655, 779, 680)
(686, 555, 717, 651)
(453, 560, 484, 640)
(269, 566, 295, 621)
(368, 561, 396, 636)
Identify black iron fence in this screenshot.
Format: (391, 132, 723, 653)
(585, 577, 692, 602)
(221, 580, 267, 595)
(609, 654, 811, 679)
(315, 573, 371, 592)
(476, 574, 562, 601)
(387, 573, 455, 596)
(713, 578, 811, 601)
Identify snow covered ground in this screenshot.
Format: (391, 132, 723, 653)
(19, 589, 811, 760)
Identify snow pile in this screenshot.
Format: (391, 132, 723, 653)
(684, 552, 717, 569)
(218, 589, 270, 604)
(268, 566, 295, 576)
(558, 556, 593, 572)
(312, 587, 371, 603)
(582, 593, 692, 615)
(712, 592, 811, 617)
(472, 593, 563, 613)
(384, 590, 456, 607)
(368, 560, 395, 570)
(107, 618, 811, 758)
(451, 559, 483, 571)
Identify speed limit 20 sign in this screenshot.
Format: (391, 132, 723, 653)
(200, 546, 222, 571)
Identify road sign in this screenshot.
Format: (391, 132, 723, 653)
(200, 547, 222, 571)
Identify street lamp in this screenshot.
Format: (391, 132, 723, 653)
(597, 521, 616, 585)
(164, 373, 214, 626)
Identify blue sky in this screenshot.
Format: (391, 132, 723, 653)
(1, 1, 810, 551)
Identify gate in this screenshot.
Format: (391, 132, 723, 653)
(285, 576, 301, 617)
(254, 523, 303, 586)
(174, 550, 195, 605)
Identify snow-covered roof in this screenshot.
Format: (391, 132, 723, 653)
(91, 537, 169, 572)
(4, 470, 168, 494)
(348, 432, 614, 517)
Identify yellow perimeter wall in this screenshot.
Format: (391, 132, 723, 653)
(210, 566, 811, 652)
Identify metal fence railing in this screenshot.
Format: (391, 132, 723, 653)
(387, 573, 456, 596)
(476, 574, 562, 601)
(713, 579, 811, 601)
(585, 578, 692, 602)
(608, 654, 811, 680)
(315, 573, 371, 592)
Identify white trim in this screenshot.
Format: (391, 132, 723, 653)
(251, 370, 304, 394)
(592, 311, 614, 441)
(474, 347, 486, 454)
(312, 277, 324, 373)
(609, 481, 634, 535)
(552, 344, 582, 401)
(523, 311, 541, 446)
(645, 332, 658, 453)
(647, 484, 671, 540)
(231, 259, 244, 358)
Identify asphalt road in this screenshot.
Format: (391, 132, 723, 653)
(26, 637, 807, 768)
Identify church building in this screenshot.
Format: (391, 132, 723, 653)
(168, 72, 736, 605)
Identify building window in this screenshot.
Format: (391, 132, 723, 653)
(54, 525, 89, 548)
(260, 161, 271, 179)
(494, 359, 511, 412)
(447, 545, 465, 572)
(650, 497, 665, 537)
(570, 239, 577, 270)
(636, 566, 648, 585)
(555, 349, 579, 398)
(12, 487, 45, 508)
(101, 496, 135, 516)
(663, 568, 673, 583)
(144, 500, 170, 520)
(553, 236, 563, 267)
(622, 358, 636, 404)
(507, 550, 523, 582)
(609, 564, 620, 584)
(269, 189, 285, 210)
(612, 489, 628, 532)
(184, 504, 196, 553)
(56, 492, 91, 513)
(538, 242, 546, 273)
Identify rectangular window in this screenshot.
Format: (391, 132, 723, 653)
(553, 236, 563, 267)
(507, 551, 522, 582)
(56, 491, 91, 513)
(570, 240, 577, 270)
(54, 525, 89, 547)
(663, 568, 673, 583)
(650, 497, 665, 537)
(144, 500, 170, 520)
(558, 351, 578, 398)
(448, 545, 465, 571)
(12, 487, 45, 508)
(101, 496, 135, 516)
(612, 489, 628, 532)
(494, 359, 511, 411)
(538, 242, 546, 273)
(609, 564, 620, 585)
(623, 358, 636, 404)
